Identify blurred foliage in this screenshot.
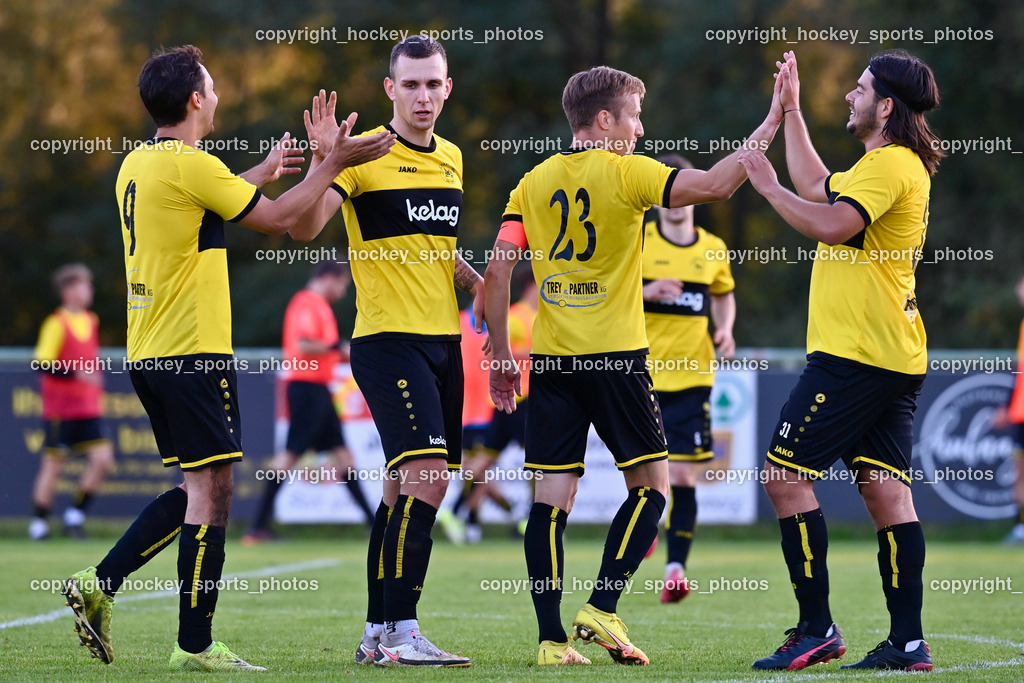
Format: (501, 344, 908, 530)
(0, 0, 1019, 348)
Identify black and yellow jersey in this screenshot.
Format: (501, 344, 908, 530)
(811, 144, 929, 374)
(116, 139, 260, 361)
(333, 124, 463, 342)
(501, 148, 676, 356)
(642, 222, 733, 390)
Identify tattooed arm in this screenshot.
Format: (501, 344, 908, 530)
(454, 253, 486, 335)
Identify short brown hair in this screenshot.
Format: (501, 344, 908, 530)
(561, 66, 646, 133)
(53, 263, 92, 294)
(389, 35, 447, 79)
(138, 45, 206, 128)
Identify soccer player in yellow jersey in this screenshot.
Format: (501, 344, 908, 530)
(62, 45, 393, 672)
(485, 65, 784, 666)
(739, 50, 943, 672)
(640, 155, 735, 604)
(301, 36, 481, 667)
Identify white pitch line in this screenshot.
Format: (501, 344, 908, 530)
(0, 558, 339, 630)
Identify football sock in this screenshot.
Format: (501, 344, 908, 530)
(251, 478, 281, 532)
(666, 485, 696, 566)
(343, 469, 375, 524)
(877, 521, 925, 648)
(96, 486, 187, 597)
(382, 495, 435, 622)
(71, 490, 94, 512)
(1018, 507, 1024, 526)
(524, 503, 567, 643)
(588, 487, 666, 613)
(365, 501, 390, 624)
(32, 503, 50, 520)
(382, 618, 419, 647)
(177, 524, 225, 654)
(778, 508, 832, 638)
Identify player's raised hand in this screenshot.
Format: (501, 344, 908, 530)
(303, 89, 339, 160)
(327, 112, 396, 170)
(737, 150, 779, 195)
(775, 50, 801, 113)
(262, 132, 305, 183)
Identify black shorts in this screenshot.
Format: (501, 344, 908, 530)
(350, 338, 463, 471)
(482, 399, 528, 457)
(524, 352, 667, 476)
(129, 354, 243, 471)
(659, 387, 713, 462)
(285, 381, 344, 454)
(42, 417, 110, 457)
(766, 352, 924, 486)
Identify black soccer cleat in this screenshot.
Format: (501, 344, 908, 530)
(841, 639, 933, 671)
(752, 622, 845, 671)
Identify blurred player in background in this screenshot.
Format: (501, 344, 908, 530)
(740, 49, 941, 672)
(453, 265, 537, 542)
(991, 272, 1024, 545)
(641, 155, 735, 603)
(30, 263, 114, 541)
(301, 36, 481, 667)
(62, 45, 392, 672)
(486, 65, 782, 666)
(243, 261, 374, 545)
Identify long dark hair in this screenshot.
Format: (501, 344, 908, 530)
(869, 50, 944, 177)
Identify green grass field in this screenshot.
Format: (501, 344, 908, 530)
(1, 525, 1022, 681)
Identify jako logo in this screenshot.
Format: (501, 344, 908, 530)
(429, 435, 447, 446)
(399, 166, 418, 173)
(406, 199, 459, 227)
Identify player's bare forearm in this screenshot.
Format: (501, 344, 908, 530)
(240, 132, 304, 188)
(287, 156, 339, 242)
(711, 292, 737, 359)
(783, 111, 830, 202)
(484, 243, 521, 412)
(454, 254, 483, 294)
(738, 150, 863, 244)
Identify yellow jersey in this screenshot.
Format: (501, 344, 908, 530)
(642, 222, 733, 390)
(811, 144, 929, 374)
(502, 148, 675, 356)
(333, 125, 463, 342)
(116, 139, 260, 360)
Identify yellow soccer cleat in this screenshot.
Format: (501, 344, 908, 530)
(538, 640, 591, 665)
(572, 603, 649, 665)
(62, 567, 115, 663)
(169, 641, 266, 672)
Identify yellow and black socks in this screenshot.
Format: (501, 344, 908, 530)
(778, 508, 832, 637)
(177, 523, 225, 654)
(524, 503, 567, 643)
(589, 487, 666, 613)
(96, 486, 187, 597)
(382, 495, 435, 623)
(667, 485, 696, 566)
(365, 501, 391, 624)
(876, 521, 925, 648)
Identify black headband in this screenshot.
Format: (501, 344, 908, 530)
(868, 64, 924, 113)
